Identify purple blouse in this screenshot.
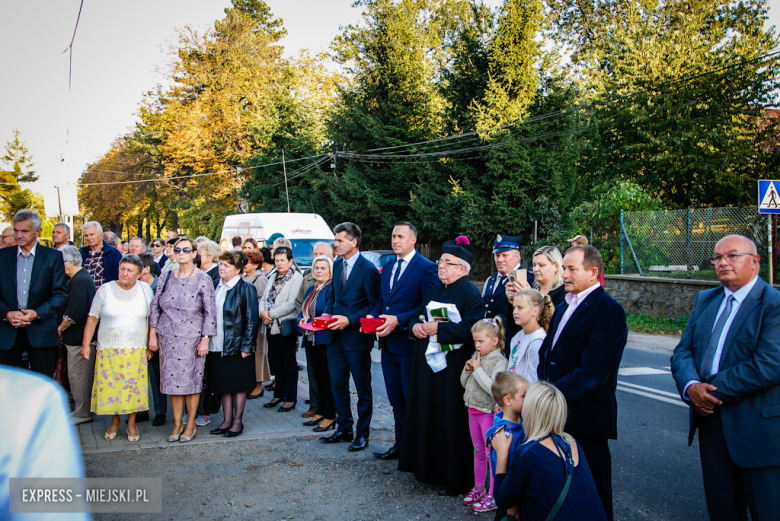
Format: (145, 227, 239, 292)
(149, 269, 217, 339)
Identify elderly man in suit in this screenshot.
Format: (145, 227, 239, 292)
(321, 222, 381, 452)
(0, 209, 68, 376)
(537, 244, 627, 521)
(366, 222, 438, 460)
(671, 235, 780, 521)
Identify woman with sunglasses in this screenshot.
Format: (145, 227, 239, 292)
(149, 237, 217, 442)
(150, 239, 167, 271)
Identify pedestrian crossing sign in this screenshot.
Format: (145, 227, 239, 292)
(758, 180, 780, 214)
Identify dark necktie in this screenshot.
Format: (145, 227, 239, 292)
(340, 261, 347, 287)
(494, 275, 505, 294)
(392, 259, 404, 290)
(699, 295, 736, 378)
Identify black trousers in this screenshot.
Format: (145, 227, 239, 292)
(267, 333, 298, 403)
(0, 328, 57, 377)
(698, 408, 780, 521)
(577, 436, 613, 521)
(328, 336, 373, 439)
(306, 341, 335, 419)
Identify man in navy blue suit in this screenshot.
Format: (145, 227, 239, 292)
(0, 209, 68, 376)
(537, 245, 627, 521)
(672, 235, 780, 521)
(321, 222, 381, 452)
(365, 222, 438, 460)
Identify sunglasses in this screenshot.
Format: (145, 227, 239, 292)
(173, 247, 193, 254)
(151, 243, 162, 247)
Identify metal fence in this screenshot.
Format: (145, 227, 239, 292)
(620, 206, 772, 281)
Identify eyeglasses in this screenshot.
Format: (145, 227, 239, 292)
(710, 252, 754, 265)
(151, 243, 162, 248)
(173, 247, 193, 254)
(436, 259, 463, 268)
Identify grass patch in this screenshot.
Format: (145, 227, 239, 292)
(626, 313, 688, 335)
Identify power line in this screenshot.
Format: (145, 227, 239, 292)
(355, 49, 780, 157)
(81, 153, 329, 185)
(62, 0, 85, 90)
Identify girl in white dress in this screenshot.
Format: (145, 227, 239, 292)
(507, 289, 554, 383)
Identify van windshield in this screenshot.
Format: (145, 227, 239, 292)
(288, 239, 328, 269)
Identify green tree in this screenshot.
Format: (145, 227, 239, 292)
(0, 129, 44, 221)
(548, 0, 780, 207)
(325, 0, 451, 244)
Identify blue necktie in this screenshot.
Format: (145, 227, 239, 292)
(391, 259, 404, 290)
(699, 295, 735, 378)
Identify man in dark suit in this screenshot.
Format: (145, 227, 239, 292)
(321, 222, 381, 452)
(671, 235, 780, 521)
(0, 209, 68, 376)
(537, 245, 627, 521)
(366, 222, 438, 460)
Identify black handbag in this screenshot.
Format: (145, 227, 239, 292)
(281, 318, 302, 337)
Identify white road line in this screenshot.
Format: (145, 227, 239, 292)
(617, 385, 687, 407)
(617, 381, 682, 399)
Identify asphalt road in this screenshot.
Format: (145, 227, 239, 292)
(612, 345, 709, 521)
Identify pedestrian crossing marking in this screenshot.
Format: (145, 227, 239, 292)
(617, 367, 671, 376)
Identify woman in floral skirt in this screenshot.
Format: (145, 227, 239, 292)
(81, 255, 154, 442)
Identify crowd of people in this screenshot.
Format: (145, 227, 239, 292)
(1, 207, 778, 521)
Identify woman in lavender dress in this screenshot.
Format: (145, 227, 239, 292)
(149, 237, 217, 443)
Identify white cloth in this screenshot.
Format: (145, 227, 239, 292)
(507, 327, 546, 383)
(424, 301, 463, 373)
(390, 250, 416, 290)
(88, 280, 153, 350)
(210, 275, 241, 353)
(551, 282, 601, 348)
(0, 367, 89, 521)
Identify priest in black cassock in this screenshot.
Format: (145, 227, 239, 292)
(398, 235, 485, 495)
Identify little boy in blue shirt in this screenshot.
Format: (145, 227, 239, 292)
(486, 372, 528, 520)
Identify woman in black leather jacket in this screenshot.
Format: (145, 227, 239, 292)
(206, 250, 260, 437)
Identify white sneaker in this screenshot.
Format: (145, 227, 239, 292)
(194, 415, 210, 426)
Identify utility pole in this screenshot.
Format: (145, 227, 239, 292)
(55, 185, 64, 222)
(282, 148, 290, 213)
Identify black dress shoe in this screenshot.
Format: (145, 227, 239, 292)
(348, 436, 369, 452)
(224, 427, 243, 437)
(152, 414, 166, 427)
(210, 427, 229, 435)
(320, 429, 353, 444)
(303, 418, 323, 426)
(277, 404, 295, 412)
(135, 411, 150, 422)
(373, 446, 400, 460)
(264, 382, 275, 391)
(263, 399, 282, 408)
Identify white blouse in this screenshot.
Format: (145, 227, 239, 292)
(507, 327, 547, 384)
(88, 280, 153, 350)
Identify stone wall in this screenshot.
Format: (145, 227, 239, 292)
(603, 275, 721, 319)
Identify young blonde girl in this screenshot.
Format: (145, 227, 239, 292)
(508, 289, 554, 383)
(460, 317, 509, 513)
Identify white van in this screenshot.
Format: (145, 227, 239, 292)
(219, 213, 335, 269)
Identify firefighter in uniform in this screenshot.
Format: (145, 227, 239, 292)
(481, 235, 534, 355)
